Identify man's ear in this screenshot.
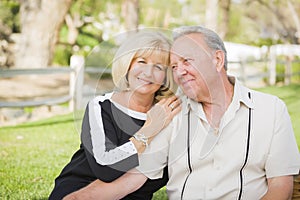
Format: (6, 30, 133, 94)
(214, 50, 225, 72)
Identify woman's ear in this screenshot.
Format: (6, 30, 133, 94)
(214, 50, 225, 72)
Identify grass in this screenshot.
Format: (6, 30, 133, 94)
(0, 84, 299, 199)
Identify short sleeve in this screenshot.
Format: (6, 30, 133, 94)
(265, 98, 300, 178)
(87, 97, 138, 165)
(136, 121, 174, 179)
(81, 102, 139, 182)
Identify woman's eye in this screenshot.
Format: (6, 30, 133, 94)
(137, 60, 146, 64)
(154, 64, 164, 70)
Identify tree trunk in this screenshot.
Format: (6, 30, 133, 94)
(122, 0, 139, 36)
(15, 0, 72, 68)
(219, 0, 231, 39)
(205, 0, 219, 32)
(65, 13, 80, 45)
(287, 0, 300, 43)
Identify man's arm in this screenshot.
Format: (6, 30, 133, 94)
(261, 175, 293, 200)
(63, 169, 148, 200)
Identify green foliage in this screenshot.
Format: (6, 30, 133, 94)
(274, 56, 300, 84)
(0, 0, 20, 33)
(53, 44, 73, 66)
(252, 37, 283, 47)
(3, 0, 299, 66)
(85, 40, 118, 68)
(76, 27, 101, 48)
(70, 0, 119, 17)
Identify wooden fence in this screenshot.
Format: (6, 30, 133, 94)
(0, 55, 111, 111)
(0, 47, 299, 110)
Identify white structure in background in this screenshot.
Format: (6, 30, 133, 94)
(224, 42, 268, 87)
(269, 44, 300, 85)
(225, 42, 266, 62)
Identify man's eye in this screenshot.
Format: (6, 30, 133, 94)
(171, 65, 178, 70)
(183, 58, 192, 63)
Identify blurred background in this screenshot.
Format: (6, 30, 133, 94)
(0, 0, 300, 69)
(0, 1, 300, 199)
(1, 0, 300, 125)
(1, 0, 300, 67)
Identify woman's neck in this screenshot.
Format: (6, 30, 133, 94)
(112, 91, 155, 113)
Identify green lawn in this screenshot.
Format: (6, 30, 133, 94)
(0, 84, 299, 199)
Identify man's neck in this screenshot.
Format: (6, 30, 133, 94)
(202, 76, 234, 129)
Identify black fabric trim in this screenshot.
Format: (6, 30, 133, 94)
(181, 110, 192, 200)
(238, 92, 252, 200)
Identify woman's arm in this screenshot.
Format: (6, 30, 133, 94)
(86, 96, 139, 166)
(63, 169, 148, 200)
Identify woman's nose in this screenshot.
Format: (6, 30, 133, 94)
(143, 64, 154, 76)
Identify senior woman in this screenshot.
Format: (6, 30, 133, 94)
(49, 31, 181, 200)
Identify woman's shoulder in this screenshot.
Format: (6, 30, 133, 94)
(90, 92, 114, 103)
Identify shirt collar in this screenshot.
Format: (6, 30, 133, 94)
(229, 76, 254, 109)
(178, 76, 254, 117)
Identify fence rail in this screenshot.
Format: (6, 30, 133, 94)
(0, 67, 72, 77)
(0, 56, 111, 111)
(0, 51, 300, 110)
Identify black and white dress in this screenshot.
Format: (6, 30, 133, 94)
(49, 93, 168, 200)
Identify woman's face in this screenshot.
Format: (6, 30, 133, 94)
(127, 53, 166, 95)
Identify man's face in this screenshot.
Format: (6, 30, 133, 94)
(170, 33, 216, 101)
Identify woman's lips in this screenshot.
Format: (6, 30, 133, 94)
(137, 77, 153, 84)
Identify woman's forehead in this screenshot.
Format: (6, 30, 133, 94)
(135, 49, 169, 61)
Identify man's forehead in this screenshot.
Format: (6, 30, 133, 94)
(171, 34, 207, 57)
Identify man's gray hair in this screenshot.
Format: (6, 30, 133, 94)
(173, 26, 228, 70)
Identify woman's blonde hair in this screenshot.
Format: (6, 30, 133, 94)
(112, 31, 177, 102)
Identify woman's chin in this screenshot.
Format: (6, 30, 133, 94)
(133, 86, 159, 96)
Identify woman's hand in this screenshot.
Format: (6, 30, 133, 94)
(142, 95, 181, 138)
(129, 95, 181, 153)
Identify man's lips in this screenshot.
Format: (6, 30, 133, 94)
(180, 79, 194, 86)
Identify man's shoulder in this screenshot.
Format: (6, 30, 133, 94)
(249, 89, 286, 110)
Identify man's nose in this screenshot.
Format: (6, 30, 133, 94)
(175, 63, 187, 76)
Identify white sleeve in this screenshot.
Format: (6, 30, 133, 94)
(135, 121, 174, 179)
(88, 97, 138, 165)
(265, 98, 300, 178)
